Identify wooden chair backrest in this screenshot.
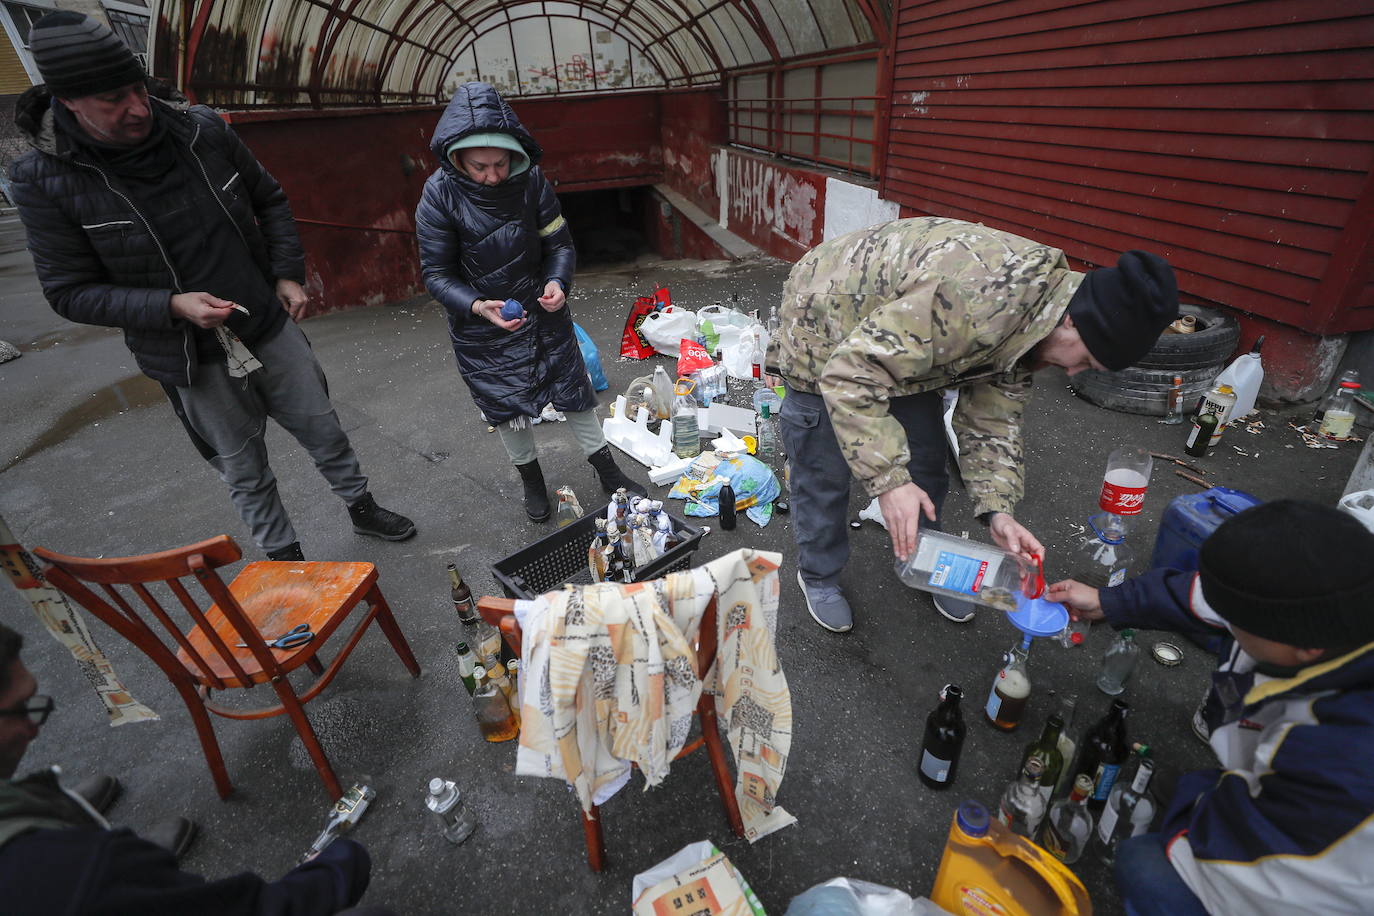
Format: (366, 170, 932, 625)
(34, 536, 287, 690)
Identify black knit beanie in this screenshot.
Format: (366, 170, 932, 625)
(1198, 500, 1374, 649)
(29, 11, 145, 100)
(1067, 250, 1178, 371)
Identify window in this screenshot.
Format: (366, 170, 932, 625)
(106, 8, 147, 54)
(4, 2, 47, 48)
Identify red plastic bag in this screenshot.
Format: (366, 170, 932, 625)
(620, 287, 671, 360)
(677, 339, 714, 376)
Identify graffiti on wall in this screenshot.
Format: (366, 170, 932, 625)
(724, 152, 820, 253)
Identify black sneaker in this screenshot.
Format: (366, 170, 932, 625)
(347, 493, 417, 541)
(266, 542, 305, 561)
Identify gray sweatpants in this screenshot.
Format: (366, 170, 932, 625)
(175, 321, 369, 552)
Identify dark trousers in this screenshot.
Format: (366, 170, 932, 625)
(1114, 833, 1209, 916)
(778, 385, 950, 587)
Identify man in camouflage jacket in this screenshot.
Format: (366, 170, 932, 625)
(771, 216, 1177, 632)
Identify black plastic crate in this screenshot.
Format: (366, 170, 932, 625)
(492, 503, 707, 599)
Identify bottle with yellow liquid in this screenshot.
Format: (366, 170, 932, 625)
(470, 665, 519, 743)
(930, 800, 1092, 916)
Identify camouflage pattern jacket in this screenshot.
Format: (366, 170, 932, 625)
(770, 217, 1082, 517)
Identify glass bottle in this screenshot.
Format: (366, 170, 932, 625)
(453, 581, 507, 668)
(1037, 774, 1095, 864)
(425, 777, 479, 844)
(918, 684, 966, 790)
(1098, 751, 1156, 864)
(672, 378, 701, 458)
(471, 665, 519, 743)
(455, 641, 479, 696)
(1020, 713, 1065, 806)
(1074, 513, 1135, 589)
(1185, 410, 1219, 458)
(554, 485, 583, 528)
(448, 563, 475, 620)
(998, 757, 1048, 838)
(718, 482, 737, 531)
(1318, 381, 1360, 439)
(485, 659, 518, 719)
(984, 635, 1032, 731)
(1053, 696, 1078, 797)
(1073, 698, 1131, 810)
(506, 658, 521, 711)
(1159, 374, 1184, 424)
(1096, 629, 1141, 696)
(588, 518, 610, 582)
(756, 403, 778, 461)
(1200, 383, 1238, 448)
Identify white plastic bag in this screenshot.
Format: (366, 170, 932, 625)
(784, 877, 948, 916)
(722, 324, 764, 380)
(1339, 489, 1374, 534)
(699, 304, 753, 356)
(639, 307, 698, 357)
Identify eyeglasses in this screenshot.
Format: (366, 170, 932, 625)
(0, 695, 54, 726)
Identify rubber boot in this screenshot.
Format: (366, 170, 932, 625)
(586, 445, 646, 496)
(516, 460, 551, 522)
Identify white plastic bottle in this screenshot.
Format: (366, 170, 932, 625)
(1212, 336, 1265, 420)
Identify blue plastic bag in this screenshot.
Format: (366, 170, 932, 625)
(668, 453, 780, 527)
(574, 322, 609, 391)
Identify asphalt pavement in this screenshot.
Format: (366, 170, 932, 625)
(0, 222, 1360, 914)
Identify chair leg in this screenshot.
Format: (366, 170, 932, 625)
(698, 696, 745, 837)
(178, 682, 233, 799)
(305, 656, 325, 676)
(273, 682, 343, 801)
(581, 804, 607, 872)
(367, 585, 421, 677)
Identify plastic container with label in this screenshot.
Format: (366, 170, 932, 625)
(895, 530, 1039, 612)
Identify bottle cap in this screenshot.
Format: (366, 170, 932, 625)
(429, 777, 445, 795)
(956, 800, 990, 837)
(1340, 382, 1360, 389)
(456, 641, 470, 653)
(1151, 642, 1183, 666)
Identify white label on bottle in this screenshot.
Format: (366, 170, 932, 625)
(1185, 422, 1203, 448)
(1098, 801, 1121, 844)
(920, 749, 951, 782)
(1108, 568, 1127, 587)
(985, 682, 1003, 721)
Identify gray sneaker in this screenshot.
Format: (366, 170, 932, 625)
(797, 571, 853, 632)
(933, 594, 977, 623)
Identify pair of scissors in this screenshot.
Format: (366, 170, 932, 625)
(237, 622, 314, 650)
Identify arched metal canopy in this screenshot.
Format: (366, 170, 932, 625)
(153, 0, 888, 107)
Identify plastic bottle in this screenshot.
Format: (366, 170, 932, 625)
(671, 378, 701, 458)
(895, 529, 1036, 612)
(1098, 446, 1152, 518)
(650, 365, 675, 420)
(1020, 714, 1065, 806)
(1097, 752, 1155, 864)
(718, 482, 737, 531)
(1318, 381, 1361, 439)
(985, 635, 1032, 731)
(1213, 336, 1265, 419)
(1096, 629, 1140, 696)
(1037, 774, 1094, 864)
(554, 485, 583, 528)
(426, 777, 479, 844)
(919, 684, 967, 790)
(999, 757, 1048, 838)
(1058, 618, 1090, 648)
(756, 403, 778, 460)
(1074, 513, 1135, 589)
(1200, 382, 1238, 448)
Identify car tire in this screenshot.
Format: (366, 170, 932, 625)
(1133, 304, 1240, 370)
(1071, 363, 1222, 416)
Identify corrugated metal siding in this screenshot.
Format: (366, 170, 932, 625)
(882, 0, 1374, 335)
(0, 37, 31, 95)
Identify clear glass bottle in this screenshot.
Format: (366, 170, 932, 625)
(1020, 713, 1065, 806)
(471, 666, 519, 743)
(588, 518, 610, 582)
(1097, 751, 1156, 864)
(998, 757, 1048, 838)
(506, 658, 520, 711)
(1318, 381, 1361, 439)
(1037, 774, 1095, 864)
(554, 485, 583, 528)
(425, 777, 479, 844)
(455, 641, 479, 696)
(672, 378, 701, 458)
(1096, 629, 1141, 696)
(984, 635, 1032, 731)
(918, 684, 966, 790)
(1053, 696, 1079, 796)
(1159, 374, 1185, 424)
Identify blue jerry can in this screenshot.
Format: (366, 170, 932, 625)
(1150, 487, 1263, 572)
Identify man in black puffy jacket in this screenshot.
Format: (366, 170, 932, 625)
(8, 12, 414, 560)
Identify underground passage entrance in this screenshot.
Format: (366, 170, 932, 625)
(559, 186, 654, 266)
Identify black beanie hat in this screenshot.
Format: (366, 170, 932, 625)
(29, 11, 145, 100)
(1198, 500, 1374, 650)
(1067, 250, 1178, 371)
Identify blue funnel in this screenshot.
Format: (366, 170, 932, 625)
(1006, 592, 1069, 638)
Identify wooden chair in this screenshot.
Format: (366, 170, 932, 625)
(478, 591, 744, 871)
(35, 535, 421, 802)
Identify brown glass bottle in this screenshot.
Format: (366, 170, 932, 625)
(471, 665, 519, 743)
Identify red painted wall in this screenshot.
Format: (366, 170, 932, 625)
(717, 148, 827, 261)
(660, 92, 727, 217)
(883, 0, 1374, 340)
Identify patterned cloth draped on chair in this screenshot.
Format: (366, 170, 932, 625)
(514, 548, 795, 841)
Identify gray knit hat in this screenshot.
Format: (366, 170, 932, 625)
(29, 11, 145, 100)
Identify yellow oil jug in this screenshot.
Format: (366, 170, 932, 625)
(930, 801, 1092, 916)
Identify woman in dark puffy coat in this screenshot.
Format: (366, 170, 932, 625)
(416, 82, 643, 521)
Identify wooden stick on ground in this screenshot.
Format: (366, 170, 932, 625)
(1175, 470, 1210, 488)
(1152, 452, 1207, 477)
